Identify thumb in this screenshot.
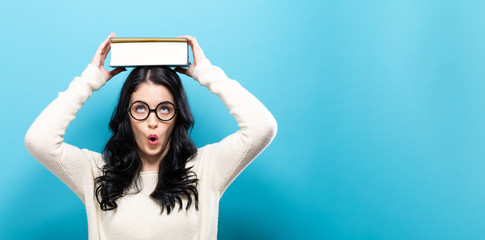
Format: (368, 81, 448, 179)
(109, 67, 127, 78)
(174, 67, 188, 75)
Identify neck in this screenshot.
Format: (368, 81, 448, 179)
(139, 141, 171, 172)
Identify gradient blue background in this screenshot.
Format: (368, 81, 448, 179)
(2, 0, 485, 239)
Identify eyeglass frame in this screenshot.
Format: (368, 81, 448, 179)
(128, 100, 178, 121)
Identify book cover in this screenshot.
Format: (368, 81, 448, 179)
(109, 37, 189, 67)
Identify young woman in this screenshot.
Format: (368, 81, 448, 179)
(25, 33, 277, 240)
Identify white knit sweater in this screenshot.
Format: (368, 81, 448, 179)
(24, 58, 277, 240)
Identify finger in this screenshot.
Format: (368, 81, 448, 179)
(106, 32, 115, 46)
(99, 33, 113, 50)
(95, 39, 109, 60)
(92, 33, 115, 67)
(101, 33, 115, 52)
(178, 35, 200, 51)
(179, 35, 194, 47)
(177, 35, 195, 48)
(99, 34, 116, 60)
(181, 36, 199, 53)
(179, 35, 205, 63)
(106, 32, 115, 41)
(187, 36, 197, 48)
(101, 38, 112, 55)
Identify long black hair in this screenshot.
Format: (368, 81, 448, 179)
(95, 66, 199, 214)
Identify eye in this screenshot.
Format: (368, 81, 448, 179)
(157, 102, 175, 116)
(159, 106, 170, 114)
(134, 104, 147, 113)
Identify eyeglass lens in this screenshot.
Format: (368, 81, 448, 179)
(130, 101, 176, 121)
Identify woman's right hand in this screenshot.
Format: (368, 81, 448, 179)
(174, 35, 207, 78)
(90, 32, 126, 82)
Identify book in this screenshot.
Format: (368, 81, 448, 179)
(109, 37, 189, 67)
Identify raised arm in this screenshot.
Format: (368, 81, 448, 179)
(24, 33, 125, 202)
(175, 36, 278, 195)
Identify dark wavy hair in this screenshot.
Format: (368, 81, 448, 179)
(95, 66, 199, 214)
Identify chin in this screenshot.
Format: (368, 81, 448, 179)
(144, 146, 163, 155)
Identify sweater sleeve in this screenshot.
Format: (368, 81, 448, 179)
(24, 63, 107, 203)
(192, 58, 278, 195)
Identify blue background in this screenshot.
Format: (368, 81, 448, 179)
(2, 0, 485, 239)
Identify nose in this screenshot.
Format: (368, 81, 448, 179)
(147, 111, 159, 129)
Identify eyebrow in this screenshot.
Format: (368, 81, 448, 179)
(130, 100, 176, 106)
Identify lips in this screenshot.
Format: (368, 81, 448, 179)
(148, 134, 159, 146)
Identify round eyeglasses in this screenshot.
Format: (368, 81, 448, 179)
(128, 101, 178, 121)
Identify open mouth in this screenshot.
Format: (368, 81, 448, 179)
(148, 134, 159, 146)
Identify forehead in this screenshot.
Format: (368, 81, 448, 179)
(130, 81, 174, 105)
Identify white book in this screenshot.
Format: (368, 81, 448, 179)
(109, 38, 189, 67)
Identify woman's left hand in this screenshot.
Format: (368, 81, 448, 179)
(174, 35, 206, 78)
(90, 32, 126, 82)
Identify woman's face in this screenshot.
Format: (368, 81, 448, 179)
(129, 81, 176, 162)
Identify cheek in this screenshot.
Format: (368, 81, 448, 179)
(160, 122, 176, 141)
(167, 119, 176, 135)
(129, 119, 143, 141)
